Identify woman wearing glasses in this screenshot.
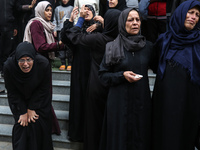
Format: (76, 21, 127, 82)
(3, 42, 53, 150)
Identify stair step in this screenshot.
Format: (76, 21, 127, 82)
(0, 124, 83, 150)
(52, 80, 70, 95)
(52, 70, 71, 81)
(52, 94, 70, 111)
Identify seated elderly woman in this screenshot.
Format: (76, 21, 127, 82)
(151, 0, 200, 150)
(3, 42, 53, 150)
(99, 8, 153, 150)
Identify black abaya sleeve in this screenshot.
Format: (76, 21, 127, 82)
(99, 55, 126, 86)
(4, 68, 27, 116)
(65, 26, 103, 47)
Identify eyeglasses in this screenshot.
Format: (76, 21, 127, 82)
(18, 58, 33, 64)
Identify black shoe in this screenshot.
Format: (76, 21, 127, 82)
(0, 90, 5, 94)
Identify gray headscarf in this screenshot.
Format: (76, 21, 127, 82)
(105, 8, 146, 65)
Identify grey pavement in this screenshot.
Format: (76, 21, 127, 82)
(0, 141, 73, 150)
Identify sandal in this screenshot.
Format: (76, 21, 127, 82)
(59, 65, 66, 71)
(66, 65, 71, 71)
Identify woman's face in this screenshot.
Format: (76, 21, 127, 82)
(109, 0, 118, 8)
(18, 56, 34, 73)
(84, 7, 93, 21)
(44, 6, 52, 21)
(125, 10, 141, 35)
(62, 0, 69, 5)
(184, 7, 200, 30)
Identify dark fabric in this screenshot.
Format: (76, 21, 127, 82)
(66, 9, 121, 65)
(157, 0, 200, 86)
(105, 8, 146, 65)
(103, 9, 121, 38)
(64, 9, 121, 150)
(15, 42, 36, 60)
(30, 20, 61, 135)
(0, 30, 15, 71)
(152, 62, 200, 150)
(108, 0, 127, 11)
(146, 18, 166, 43)
(3, 42, 53, 150)
(0, 0, 17, 30)
(99, 41, 153, 150)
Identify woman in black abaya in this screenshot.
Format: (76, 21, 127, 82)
(3, 42, 53, 150)
(63, 6, 121, 150)
(152, 1, 200, 150)
(99, 8, 153, 150)
(61, 4, 101, 142)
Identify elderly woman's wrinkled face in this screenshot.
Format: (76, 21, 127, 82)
(18, 56, 34, 73)
(84, 7, 93, 21)
(109, 0, 118, 8)
(44, 6, 52, 21)
(184, 7, 200, 30)
(125, 10, 141, 35)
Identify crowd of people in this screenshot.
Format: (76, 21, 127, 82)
(1, 0, 200, 150)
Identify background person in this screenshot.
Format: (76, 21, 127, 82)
(63, 6, 121, 150)
(23, 1, 64, 135)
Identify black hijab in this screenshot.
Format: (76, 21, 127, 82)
(103, 9, 121, 38)
(105, 8, 146, 65)
(108, 0, 127, 11)
(4, 42, 36, 84)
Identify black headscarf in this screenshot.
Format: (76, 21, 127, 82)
(82, 4, 96, 32)
(105, 8, 146, 65)
(4, 42, 36, 84)
(103, 9, 121, 38)
(15, 41, 36, 61)
(108, 0, 127, 11)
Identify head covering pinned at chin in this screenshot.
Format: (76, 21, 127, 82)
(157, 0, 200, 85)
(105, 8, 146, 65)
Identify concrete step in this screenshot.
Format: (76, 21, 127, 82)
(52, 70, 71, 81)
(0, 106, 69, 131)
(0, 124, 83, 150)
(52, 94, 70, 111)
(0, 94, 69, 111)
(52, 80, 70, 95)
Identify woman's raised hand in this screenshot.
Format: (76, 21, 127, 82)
(69, 7, 79, 22)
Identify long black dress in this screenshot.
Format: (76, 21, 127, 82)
(3, 44, 53, 150)
(99, 41, 153, 150)
(152, 61, 200, 150)
(65, 9, 121, 150)
(61, 19, 92, 141)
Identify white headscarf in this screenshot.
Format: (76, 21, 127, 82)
(23, 1, 55, 59)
